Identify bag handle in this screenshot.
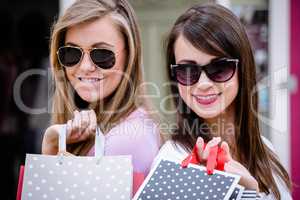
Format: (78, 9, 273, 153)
(181, 143, 227, 175)
(58, 124, 105, 158)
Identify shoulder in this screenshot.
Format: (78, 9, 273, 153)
(260, 136, 292, 199)
(104, 108, 161, 175)
(105, 108, 160, 153)
(113, 107, 157, 131)
(127, 107, 149, 118)
(124, 107, 153, 122)
(108, 107, 159, 138)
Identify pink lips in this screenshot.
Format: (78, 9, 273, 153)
(193, 94, 220, 105)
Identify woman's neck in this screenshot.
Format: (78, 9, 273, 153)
(204, 103, 236, 148)
(74, 92, 90, 109)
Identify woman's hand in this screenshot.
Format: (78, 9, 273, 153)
(42, 124, 63, 155)
(196, 137, 259, 192)
(42, 109, 97, 155)
(65, 110, 97, 144)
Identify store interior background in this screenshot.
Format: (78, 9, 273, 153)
(0, 0, 299, 199)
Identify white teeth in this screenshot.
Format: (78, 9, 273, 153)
(79, 77, 101, 83)
(196, 94, 217, 100)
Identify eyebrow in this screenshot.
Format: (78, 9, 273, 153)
(177, 59, 197, 64)
(65, 42, 114, 48)
(177, 58, 220, 65)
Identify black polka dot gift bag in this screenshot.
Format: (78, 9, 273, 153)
(133, 143, 259, 200)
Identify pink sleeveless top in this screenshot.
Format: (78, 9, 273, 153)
(87, 108, 161, 176)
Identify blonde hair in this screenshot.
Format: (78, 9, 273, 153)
(50, 0, 146, 155)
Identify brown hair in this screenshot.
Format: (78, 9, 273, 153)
(50, 0, 145, 155)
(165, 3, 292, 199)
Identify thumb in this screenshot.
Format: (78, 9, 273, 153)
(57, 151, 75, 157)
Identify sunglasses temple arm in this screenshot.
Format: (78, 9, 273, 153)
(170, 64, 177, 77)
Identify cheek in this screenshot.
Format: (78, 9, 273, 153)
(178, 85, 193, 105)
(218, 73, 239, 108)
(97, 45, 127, 98)
(65, 67, 77, 83)
(116, 50, 126, 72)
(99, 55, 126, 97)
(103, 69, 123, 88)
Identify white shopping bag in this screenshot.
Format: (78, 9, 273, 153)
(21, 126, 133, 200)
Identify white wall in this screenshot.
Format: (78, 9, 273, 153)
(222, 0, 291, 173)
(269, 0, 290, 172)
(216, 0, 231, 8)
(59, 0, 75, 15)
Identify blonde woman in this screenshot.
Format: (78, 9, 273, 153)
(42, 0, 160, 177)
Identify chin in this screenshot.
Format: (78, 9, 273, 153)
(76, 90, 100, 103)
(192, 107, 225, 120)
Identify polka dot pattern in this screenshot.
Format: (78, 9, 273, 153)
(229, 186, 243, 200)
(134, 159, 240, 200)
(21, 154, 132, 200)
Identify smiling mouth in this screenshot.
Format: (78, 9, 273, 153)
(194, 93, 221, 99)
(193, 93, 222, 105)
(77, 77, 104, 83)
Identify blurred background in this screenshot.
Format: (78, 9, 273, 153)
(0, 0, 299, 199)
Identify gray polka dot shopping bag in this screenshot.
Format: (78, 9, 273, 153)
(133, 143, 259, 200)
(20, 126, 133, 200)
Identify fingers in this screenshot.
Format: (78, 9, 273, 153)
(66, 119, 81, 144)
(80, 110, 90, 131)
(206, 145, 219, 175)
(66, 119, 73, 138)
(88, 109, 97, 136)
(220, 141, 232, 161)
(72, 110, 81, 133)
(66, 109, 97, 144)
(224, 159, 259, 191)
(202, 137, 221, 160)
(224, 160, 237, 174)
(196, 137, 204, 159)
(224, 160, 245, 178)
(73, 110, 89, 133)
(42, 125, 61, 155)
(77, 110, 90, 140)
(57, 151, 75, 157)
(69, 110, 82, 141)
(78, 110, 96, 141)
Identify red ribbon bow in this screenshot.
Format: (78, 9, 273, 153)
(181, 143, 227, 175)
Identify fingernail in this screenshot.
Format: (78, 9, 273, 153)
(214, 137, 221, 142)
(196, 137, 203, 144)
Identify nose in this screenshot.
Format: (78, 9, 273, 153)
(195, 71, 214, 91)
(78, 51, 97, 72)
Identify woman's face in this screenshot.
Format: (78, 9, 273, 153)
(64, 16, 126, 102)
(174, 35, 239, 119)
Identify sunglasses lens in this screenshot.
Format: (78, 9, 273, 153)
(58, 47, 82, 67)
(174, 65, 200, 86)
(206, 59, 236, 82)
(90, 49, 116, 69)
